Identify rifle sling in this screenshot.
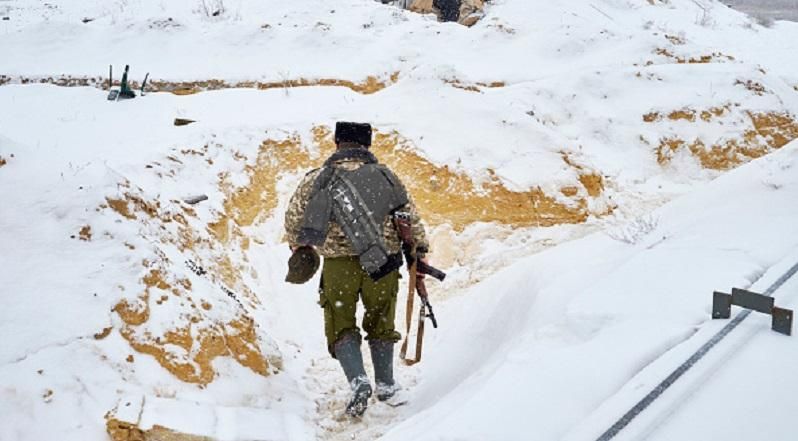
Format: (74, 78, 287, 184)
(400, 261, 425, 365)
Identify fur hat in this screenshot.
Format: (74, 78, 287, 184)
(334, 122, 372, 147)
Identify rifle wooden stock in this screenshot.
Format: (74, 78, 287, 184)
(394, 212, 442, 364)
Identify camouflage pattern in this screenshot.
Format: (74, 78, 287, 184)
(408, 0, 485, 25)
(459, 0, 485, 26)
(319, 256, 402, 356)
(284, 159, 429, 258)
(285, 154, 430, 354)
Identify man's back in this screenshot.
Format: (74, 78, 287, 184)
(282, 121, 431, 418)
(284, 149, 428, 260)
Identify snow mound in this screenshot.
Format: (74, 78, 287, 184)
(2, 0, 798, 440)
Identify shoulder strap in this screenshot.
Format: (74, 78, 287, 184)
(375, 165, 409, 208)
(310, 166, 336, 194)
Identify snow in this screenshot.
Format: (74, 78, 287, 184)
(379, 141, 798, 441)
(2, 1, 798, 440)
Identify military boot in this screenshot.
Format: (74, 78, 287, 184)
(334, 334, 372, 417)
(369, 339, 397, 401)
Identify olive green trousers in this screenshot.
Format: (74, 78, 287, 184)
(319, 256, 401, 357)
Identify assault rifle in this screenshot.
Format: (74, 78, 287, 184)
(393, 211, 445, 328)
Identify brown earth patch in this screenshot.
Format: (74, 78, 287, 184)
(105, 125, 609, 384)
(478, 81, 506, 88)
(370, 132, 593, 228)
(210, 126, 604, 238)
(445, 79, 506, 93)
(11, 75, 104, 87)
(579, 174, 605, 198)
(561, 152, 605, 198)
(667, 109, 697, 122)
(448, 82, 482, 93)
(107, 419, 213, 441)
(105, 179, 276, 385)
(113, 265, 271, 385)
(700, 106, 729, 121)
(751, 112, 798, 148)
(218, 137, 315, 230)
(653, 48, 734, 64)
(643, 112, 659, 123)
(652, 111, 798, 170)
(107, 196, 148, 220)
(644, 106, 730, 123)
(1, 72, 400, 96)
(94, 326, 113, 340)
(665, 34, 686, 45)
(107, 187, 247, 301)
(735, 79, 768, 96)
(79, 225, 92, 241)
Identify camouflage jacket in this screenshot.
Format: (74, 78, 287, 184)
(408, 0, 485, 25)
(285, 158, 429, 258)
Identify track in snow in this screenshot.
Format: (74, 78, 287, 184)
(595, 259, 798, 441)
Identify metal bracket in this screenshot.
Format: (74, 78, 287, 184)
(712, 288, 793, 336)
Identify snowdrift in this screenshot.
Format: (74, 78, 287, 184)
(2, 0, 798, 440)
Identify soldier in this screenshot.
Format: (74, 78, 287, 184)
(405, 0, 486, 25)
(284, 122, 430, 417)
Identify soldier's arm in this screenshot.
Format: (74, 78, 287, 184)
(404, 196, 430, 255)
(284, 169, 321, 248)
(385, 167, 431, 255)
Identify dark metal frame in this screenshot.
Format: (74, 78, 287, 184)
(713, 288, 793, 336)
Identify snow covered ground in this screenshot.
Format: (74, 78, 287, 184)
(727, 0, 798, 22)
(2, 1, 798, 440)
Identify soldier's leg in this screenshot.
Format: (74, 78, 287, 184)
(320, 257, 372, 416)
(360, 270, 401, 343)
(320, 257, 363, 356)
(361, 270, 401, 400)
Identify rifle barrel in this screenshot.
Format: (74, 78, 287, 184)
(424, 299, 439, 328)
